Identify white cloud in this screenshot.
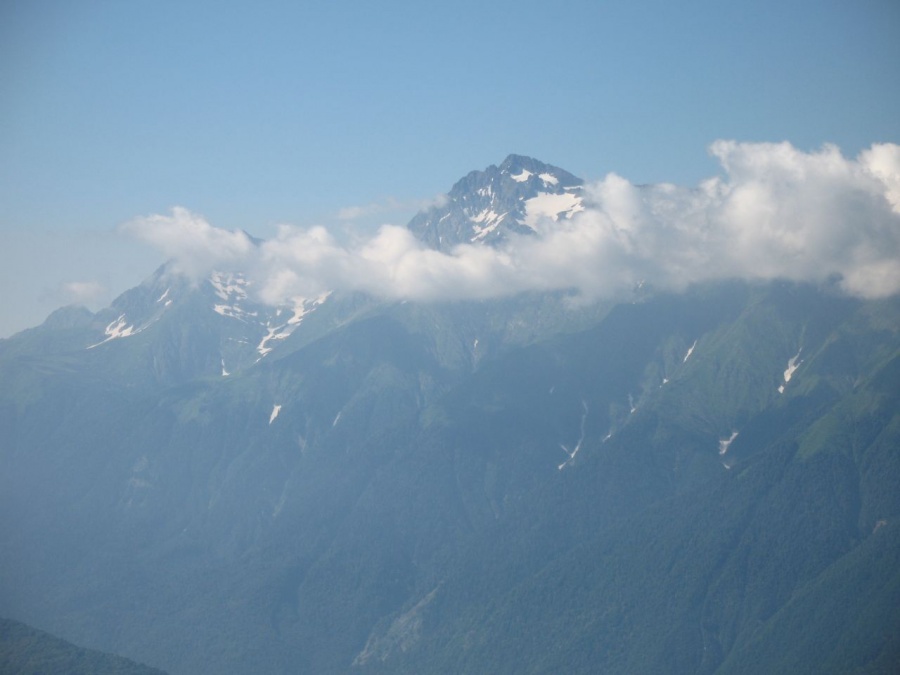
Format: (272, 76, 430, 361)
(859, 142, 900, 212)
(120, 206, 253, 279)
(123, 141, 900, 306)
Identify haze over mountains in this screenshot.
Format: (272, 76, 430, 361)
(1, 151, 899, 674)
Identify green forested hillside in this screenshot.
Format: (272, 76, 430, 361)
(0, 618, 166, 674)
(1, 282, 898, 674)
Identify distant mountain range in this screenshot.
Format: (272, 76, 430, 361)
(1, 157, 898, 674)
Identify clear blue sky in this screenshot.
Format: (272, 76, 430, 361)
(1, 0, 899, 336)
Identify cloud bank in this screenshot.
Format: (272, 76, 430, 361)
(120, 207, 254, 278)
(124, 141, 900, 306)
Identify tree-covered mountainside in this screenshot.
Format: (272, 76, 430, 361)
(0, 618, 167, 674)
(1, 157, 898, 674)
(1, 279, 897, 674)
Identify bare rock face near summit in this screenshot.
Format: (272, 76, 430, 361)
(407, 154, 584, 250)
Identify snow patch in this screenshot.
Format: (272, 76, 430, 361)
(257, 324, 290, 356)
(538, 172, 559, 185)
(784, 350, 802, 382)
(469, 209, 508, 241)
(221, 359, 229, 377)
(778, 349, 803, 393)
(510, 169, 533, 182)
(470, 208, 502, 224)
(208, 270, 256, 323)
(523, 192, 584, 229)
(683, 340, 697, 363)
(88, 314, 139, 348)
(104, 315, 135, 340)
(332, 411, 342, 427)
(214, 304, 255, 321)
(288, 292, 330, 325)
(156, 288, 170, 303)
(269, 404, 282, 425)
(718, 431, 739, 455)
(558, 401, 589, 470)
(209, 271, 249, 301)
(257, 293, 330, 357)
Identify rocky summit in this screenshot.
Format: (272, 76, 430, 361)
(407, 154, 584, 250)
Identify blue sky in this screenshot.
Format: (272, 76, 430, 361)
(1, 0, 899, 336)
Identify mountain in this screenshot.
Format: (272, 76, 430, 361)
(407, 154, 584, 250)
(0, 262, 351, 399)
(1, 157, 898, 674)
(0, 617, 167, 674)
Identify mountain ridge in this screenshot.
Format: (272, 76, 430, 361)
(0, 618, 167, 675)
(1, 157, 898, 674)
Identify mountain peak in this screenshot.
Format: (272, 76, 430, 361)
(407, 156, 584, 251)
(499, 153, 550, 173)
(499, 153, 537, 168)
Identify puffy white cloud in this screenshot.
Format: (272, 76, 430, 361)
(252, 223, 519, 303)
(859, 142, 900, 212)
(514, 140, 900, 300)
(121, 206, 253, 279)
(123, 141, 900, 305)
(658, 140, 900, 297)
